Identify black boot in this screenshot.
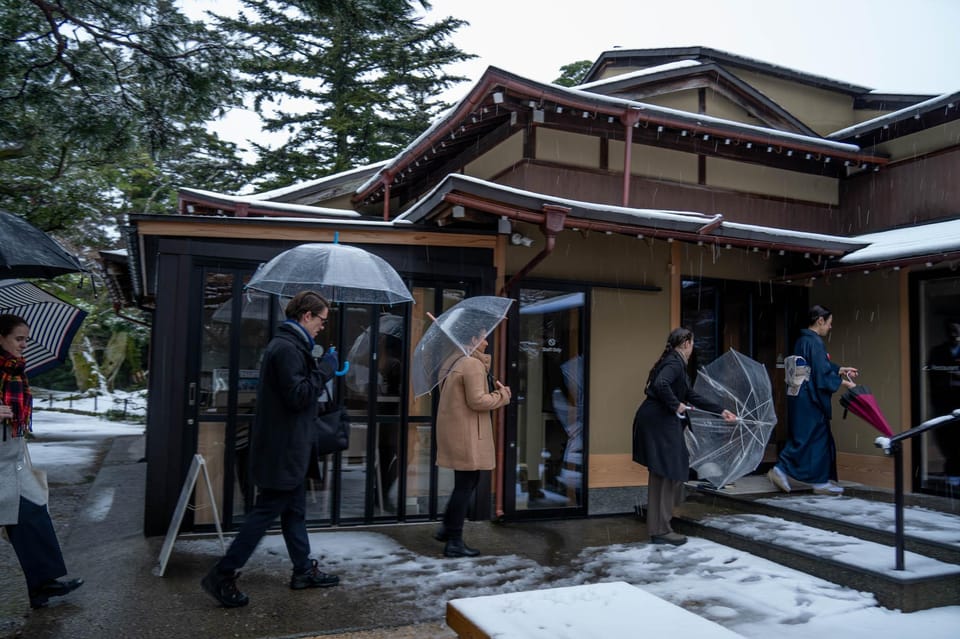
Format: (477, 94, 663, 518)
(443, 538, 480, 558)
(29, 578, 84, 609)
(433, 525, 449, 542)
(201, 566, 249, 608)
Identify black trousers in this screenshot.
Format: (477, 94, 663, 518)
(442, 470, 480, 540)
(5, 497, 68, 592)
(216, 483, 311, 575)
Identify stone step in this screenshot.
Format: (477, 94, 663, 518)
(683, 477, 960, 565)
(672, 476, 960, 611)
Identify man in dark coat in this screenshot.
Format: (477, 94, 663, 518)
(633, 328, 735, 546)
(768, 305, 857, 496)
(202, 291, 340, 608)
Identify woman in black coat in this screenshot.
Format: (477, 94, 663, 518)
(633, 328, 736, 546)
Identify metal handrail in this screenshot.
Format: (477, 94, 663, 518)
(874, 408, 960, 570)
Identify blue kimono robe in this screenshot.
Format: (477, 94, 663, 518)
(778, 328, 842, 484)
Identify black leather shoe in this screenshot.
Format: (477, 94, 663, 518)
(201, 567, 249, 608)
(433, 525, 450, 542)
(650, 532, 688, 546)
(29, 578, 83, 609)
(290, 559, 340, 590)
(443, 539, 481, 558)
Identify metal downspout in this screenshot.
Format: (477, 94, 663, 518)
(621, 111, 640, 207)
(382, 177, 393, 220)
(494, 205, 568, 518)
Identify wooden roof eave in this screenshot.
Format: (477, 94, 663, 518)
(355, 67, 889, 208)
(774, 250, 960, 283)
(438, 190, 855, 258)
(587, 63, 818, 137)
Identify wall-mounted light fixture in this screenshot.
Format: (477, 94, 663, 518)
(452, 205, 465, 218)
(498, 217, 512, 235)
(511, 232, 535, 248)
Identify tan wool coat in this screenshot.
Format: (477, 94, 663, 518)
(435, 352, 510, 471)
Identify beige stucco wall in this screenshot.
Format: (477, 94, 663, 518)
(608, 140, 699, 183)
(589, 287, 670, 455)
(504, 220, 673, 287)
(810, 272, 903, 459)
(734, 69, 855, 135)
(536, 129, 601, 169)
(705, 91, 766, 127)
(707, 157, 839, 204)
(873, 119, 960, 161)
(677, 241, 783, 280)
(465, 131, 524, 179)
(642, 91, 700, 113)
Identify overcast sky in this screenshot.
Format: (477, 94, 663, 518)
(186, 0, 960, 157)
(422, 0, 959, 96)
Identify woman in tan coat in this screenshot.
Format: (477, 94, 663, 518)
(434, 336, 510, 557)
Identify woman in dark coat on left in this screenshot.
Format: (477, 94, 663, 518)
(1, 314, 83, 609)
(633, 327, 736, 546)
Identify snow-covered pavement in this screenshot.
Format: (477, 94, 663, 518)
(12, 405, 960, 638)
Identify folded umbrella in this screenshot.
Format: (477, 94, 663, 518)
(840, 382, 894, 437)
(0, 279, 87, 375)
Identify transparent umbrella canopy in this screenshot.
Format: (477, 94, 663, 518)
(684, 349, 778, 488)
(412, 296, 513, 397)
(245, 243, 413, 305)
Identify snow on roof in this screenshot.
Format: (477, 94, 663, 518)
(250, 160, 390, 200)
(398, 174, 864, 252)
(828, 91, 960, 139)
(356, 67, 863, 196)
(575, 60, 703, 90)
(178, 187, 362, 218)
(838, 218, 960, 264)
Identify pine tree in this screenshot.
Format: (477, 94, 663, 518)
(216, 0, 474, 189)
(0, 0, 242, 235)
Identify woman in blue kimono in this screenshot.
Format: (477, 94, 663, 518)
(768, 305, 858, 495)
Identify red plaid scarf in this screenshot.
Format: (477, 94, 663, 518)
(0, 350, 31, 438)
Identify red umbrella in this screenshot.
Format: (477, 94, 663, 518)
(839, 382, 894, 437)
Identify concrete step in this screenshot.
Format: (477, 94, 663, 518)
(671, 475, 960, 611)
(683, 477, 960, 565)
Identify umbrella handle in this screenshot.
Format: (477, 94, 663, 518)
(335, 361, 350, 377)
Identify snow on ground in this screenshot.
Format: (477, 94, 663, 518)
(22, 403, 960, 637)
(179, 530, 960, 639)
(757, 494, 960, 546)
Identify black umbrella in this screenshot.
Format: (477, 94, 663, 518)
(0, 279, 87, 375)
(0, 211, 85, 279)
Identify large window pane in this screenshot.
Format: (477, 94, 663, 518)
(515, 289, 584, 510)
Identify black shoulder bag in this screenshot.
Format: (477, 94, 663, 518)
(315, 382, 349, 455)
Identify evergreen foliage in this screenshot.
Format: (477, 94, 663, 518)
(214, 0, 474, 189)
(554, 60, 593, 87)
(0, 0, 243, 237)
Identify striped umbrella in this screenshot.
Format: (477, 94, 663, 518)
(0, 279, 87, 375)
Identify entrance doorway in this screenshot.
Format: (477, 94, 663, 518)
(506, 285, 588, 517)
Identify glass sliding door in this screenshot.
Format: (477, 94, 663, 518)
(190, 268, 275, 528)
(510, 287, 587, 515)
(916, 274, 960, 495)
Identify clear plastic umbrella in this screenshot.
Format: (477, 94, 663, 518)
(684, 349, 777, 488)
(412, 296, 513, 397)
(245, 242, 413, 305)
